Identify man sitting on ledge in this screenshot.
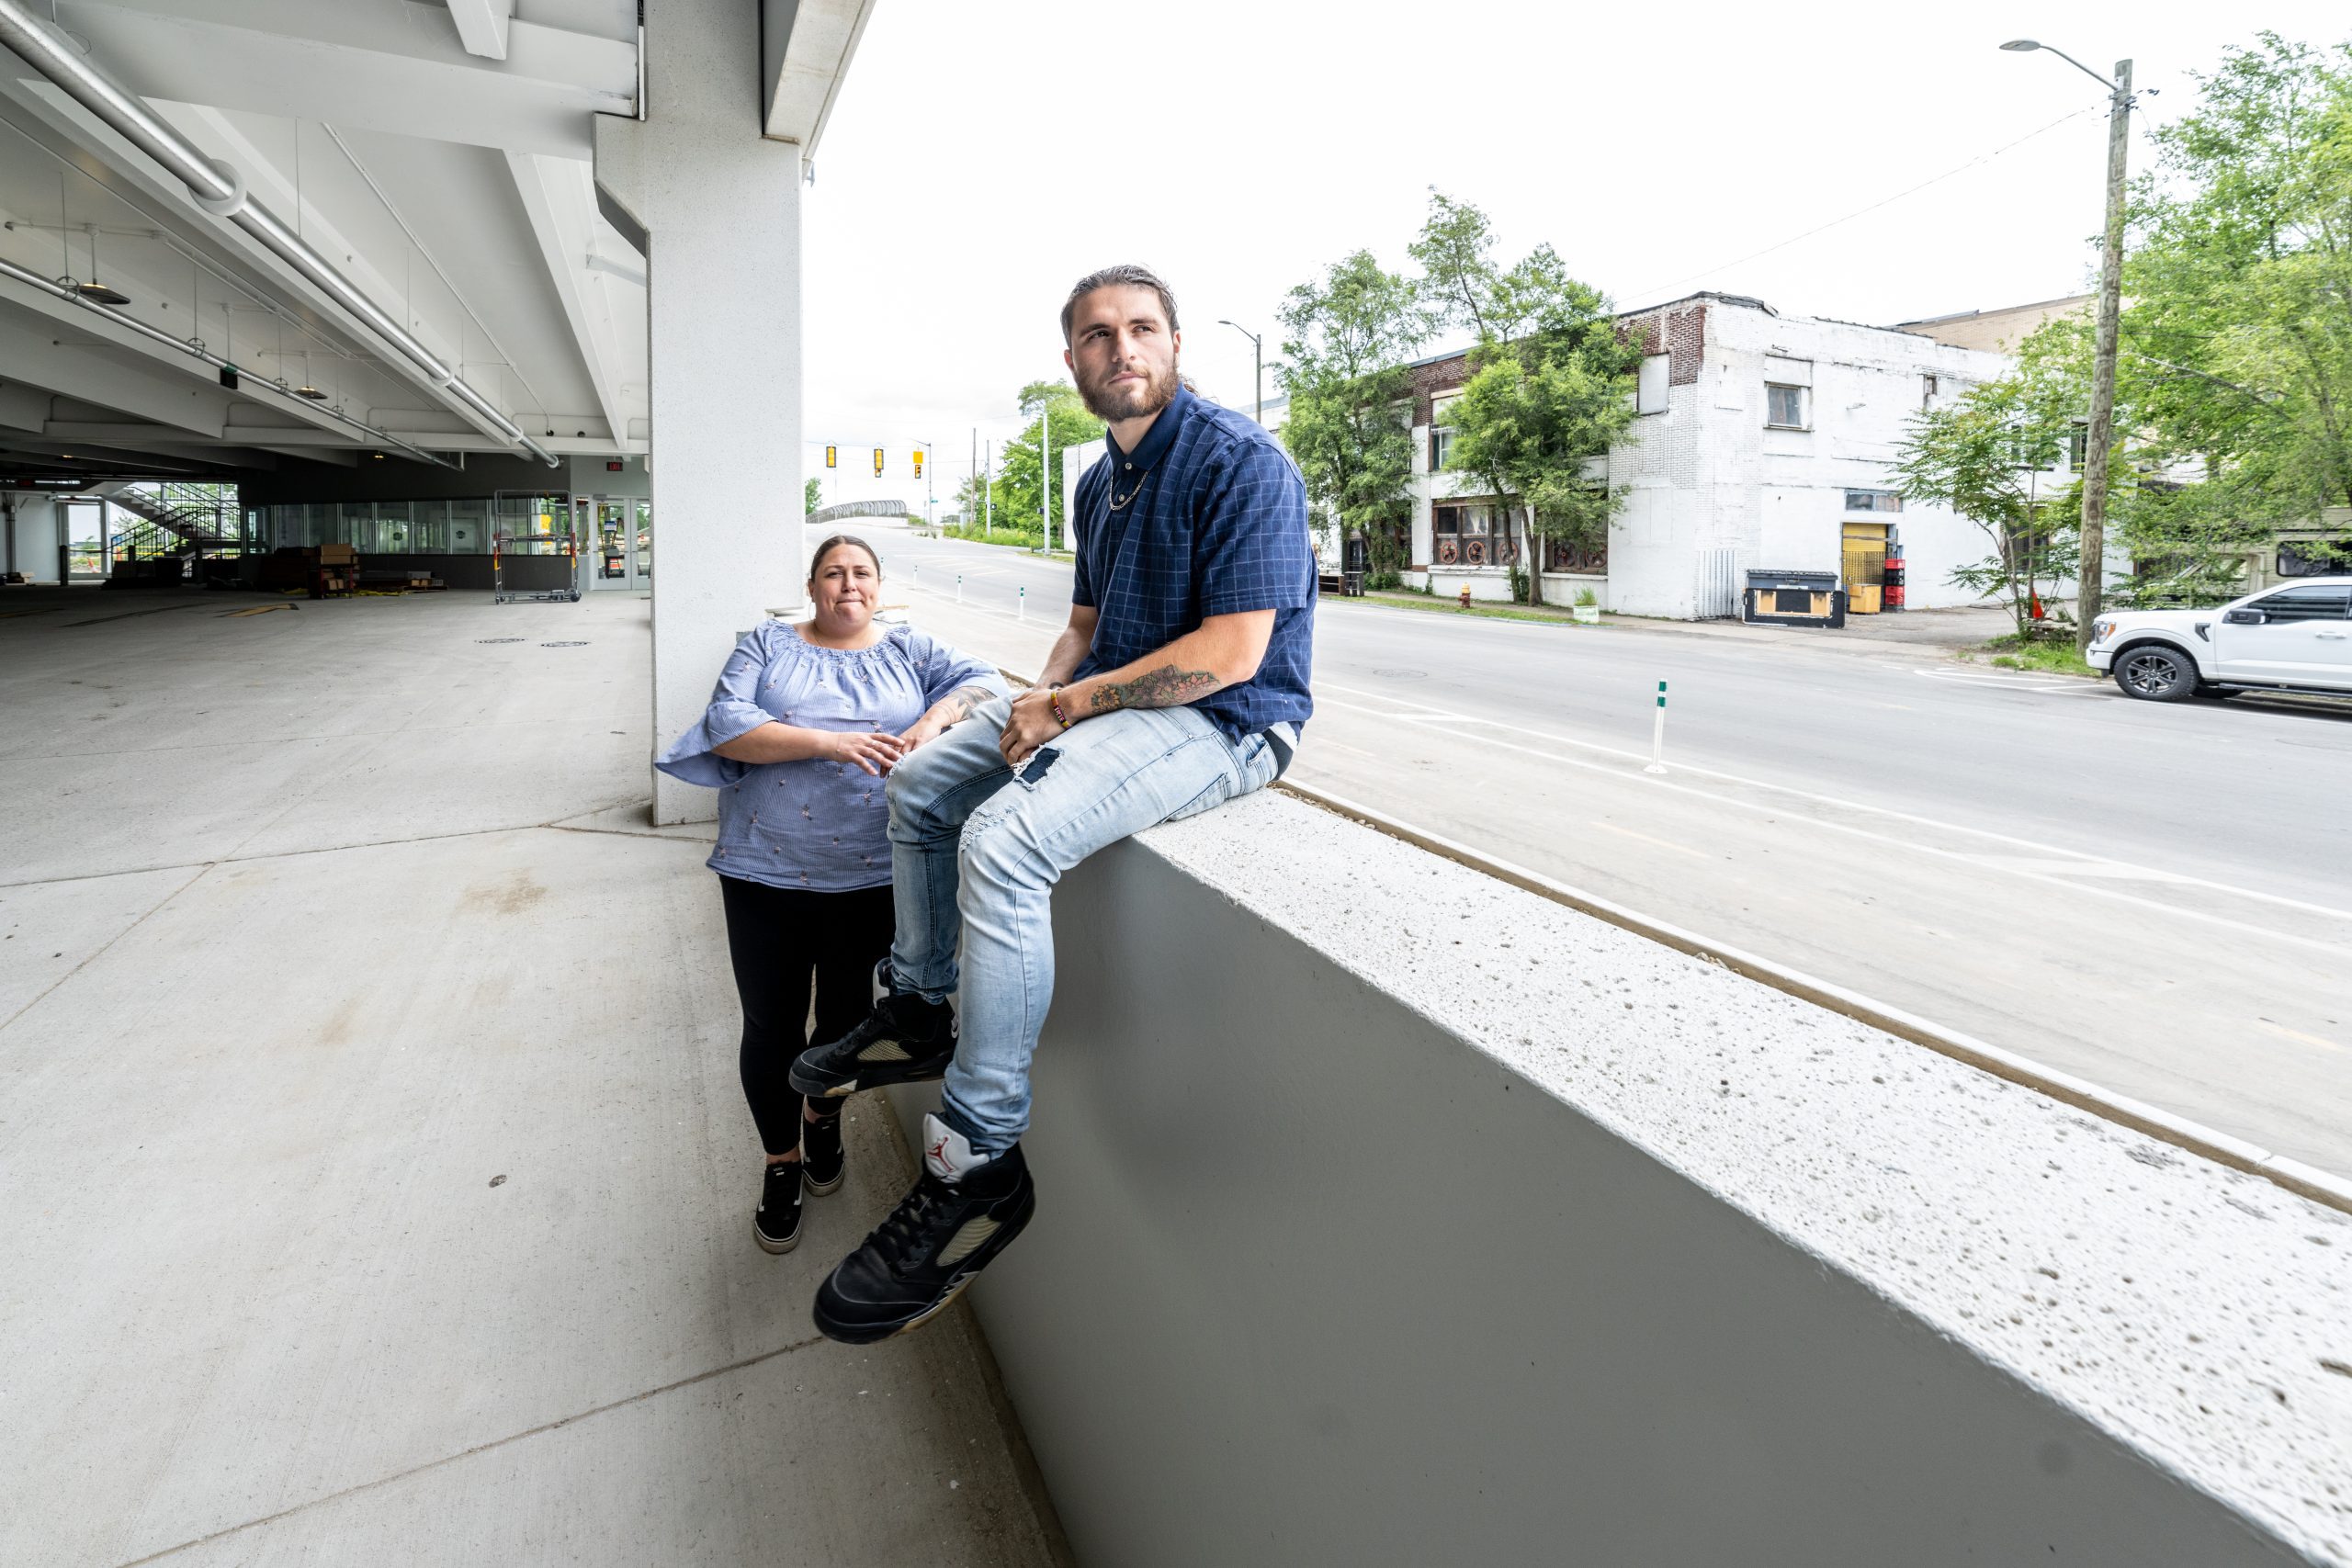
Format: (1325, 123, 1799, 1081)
(790, 263, 1316, 1343)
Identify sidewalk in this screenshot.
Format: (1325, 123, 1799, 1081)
(1600, 604, 2011, 660)
(0, 590, 1063, 1568)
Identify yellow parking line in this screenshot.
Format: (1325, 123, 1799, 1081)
(1589, 819, 1712, 860)
(2257, 1019, 2345, 1054)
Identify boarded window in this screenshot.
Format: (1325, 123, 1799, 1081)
(1636, 354, 1669, 414)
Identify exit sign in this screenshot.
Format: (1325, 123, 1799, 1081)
(605, 460, 625, 471)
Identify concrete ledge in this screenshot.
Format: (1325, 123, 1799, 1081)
(897, 790, 2351, 1567)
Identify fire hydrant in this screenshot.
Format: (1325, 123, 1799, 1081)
(1457, 584, 1473, 610)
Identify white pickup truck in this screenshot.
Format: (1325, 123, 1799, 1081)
(2086, 576, 2352, 702)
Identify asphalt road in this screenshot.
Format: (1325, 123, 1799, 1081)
(834, 521, 2352, 1177)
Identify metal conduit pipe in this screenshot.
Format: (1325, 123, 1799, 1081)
(0, 0, 560, 468)
(0, 253, 458, 468)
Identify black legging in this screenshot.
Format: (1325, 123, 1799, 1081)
(718, 875, 896, 1155)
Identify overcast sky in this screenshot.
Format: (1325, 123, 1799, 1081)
(801, 1, 2348, 506)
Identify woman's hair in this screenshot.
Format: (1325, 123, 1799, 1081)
(807, 533, 881, 581)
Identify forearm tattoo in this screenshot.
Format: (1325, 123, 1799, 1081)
(1088, 664, 1224, 713)
(937, 683, 994, 723)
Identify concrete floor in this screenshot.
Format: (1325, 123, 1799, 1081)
(0, 587, 1062, 1567)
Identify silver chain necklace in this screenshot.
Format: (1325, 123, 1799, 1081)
(1114, 463, 1161, 512)
(1108, 466, 1154, 512)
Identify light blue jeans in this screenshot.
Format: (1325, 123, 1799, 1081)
(884, 697, 1283, 1154)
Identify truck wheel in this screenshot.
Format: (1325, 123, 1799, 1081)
(2113, 643, 2199, 702)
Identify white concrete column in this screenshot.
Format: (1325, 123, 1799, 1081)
(597, 0, 804, 824)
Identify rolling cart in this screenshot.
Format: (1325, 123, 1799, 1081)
(492, 492, 583, 604)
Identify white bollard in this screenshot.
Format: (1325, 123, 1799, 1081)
(1018, 585, 1026, 622)
(1645, 680, 1668, 774)
(956, 573, 963, 604)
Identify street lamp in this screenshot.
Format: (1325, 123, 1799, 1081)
(2003, 36, 2133, 657)
(916, 438, 934, 526)
(1217, 319, 1263, 425)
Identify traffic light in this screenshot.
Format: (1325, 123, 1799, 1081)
(824, 445, 836, 468)
(912, 449, 924, 480)
(872, 447, 884, 477)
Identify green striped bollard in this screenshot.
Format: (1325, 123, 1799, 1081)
(1645, 681, 1668, 774)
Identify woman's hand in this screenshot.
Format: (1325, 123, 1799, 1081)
(898, 712, 953, 754)
(899, 683, 998, 757)
(823, 728, 907, 776)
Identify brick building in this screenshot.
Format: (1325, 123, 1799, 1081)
(1406, 291, 2049, 618)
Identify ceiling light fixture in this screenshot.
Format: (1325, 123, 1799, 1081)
(75, 226, 128, 306)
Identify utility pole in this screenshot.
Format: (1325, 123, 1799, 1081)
(984, 440, 992, 532)
(2003, 39, 2132, 656)
(1218, 319, 1264, 423)
(2080, 57, 2133, 656)
(1039, 403, 1050, 554)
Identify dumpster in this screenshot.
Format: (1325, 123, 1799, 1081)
(1743, 569, 1846, 628)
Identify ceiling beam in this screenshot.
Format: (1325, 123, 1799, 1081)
(0, 432, 241, 474)
(45, 0, 634, 159)
(447, 0, 513, 62)
(0, 297, 239, 438)
(763, 0, 876, 152)
(505, 150, 627, 449)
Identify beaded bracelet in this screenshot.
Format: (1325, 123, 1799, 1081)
(1047, 687, 1073, 729)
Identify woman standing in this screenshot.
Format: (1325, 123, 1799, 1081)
(658, 535, 1001, 1254)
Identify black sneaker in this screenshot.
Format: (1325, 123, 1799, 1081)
(801, 1107, 845, 1196)
(787, 993, 956, 1100)
(811, 1114, 1035, 1344)
(753, 1160, 803, 1255)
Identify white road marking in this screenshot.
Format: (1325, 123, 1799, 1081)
(1316, 680, 2352, 928)
(1962, 855, 2194, 883)
(1915, 667, 2101, 695)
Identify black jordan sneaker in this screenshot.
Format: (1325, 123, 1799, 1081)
(753, 1160, 803, 1255)
(810, 1114, 1035, 1344)
(787, 992, 956, 1100)
(801, 1105, 845, 1196)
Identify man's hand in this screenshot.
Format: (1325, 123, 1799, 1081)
(998, 687, 1065, 768)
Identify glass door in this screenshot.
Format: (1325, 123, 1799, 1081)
(590, 499, 652, 590)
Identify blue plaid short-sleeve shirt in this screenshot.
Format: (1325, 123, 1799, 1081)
(1069, 386, 1315, 739)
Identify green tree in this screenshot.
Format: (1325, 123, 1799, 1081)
(2047, 34, 2352, 599)
(1894, 362, 2082, 640)
(974, 380, 1104, 549)
(1412, 191, 1639, 604)
(1277, 250, 1427, 581)
(804, 478, 823, 515)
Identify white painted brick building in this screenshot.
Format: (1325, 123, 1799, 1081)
(1406, 292, 2061, 619)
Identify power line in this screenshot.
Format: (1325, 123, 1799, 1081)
(1621, 107, 2098, 306)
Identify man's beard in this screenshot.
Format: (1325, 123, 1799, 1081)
(1077, 356, 1180, 423)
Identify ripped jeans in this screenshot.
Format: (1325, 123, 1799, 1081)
(883, 696, 1283, 1154)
